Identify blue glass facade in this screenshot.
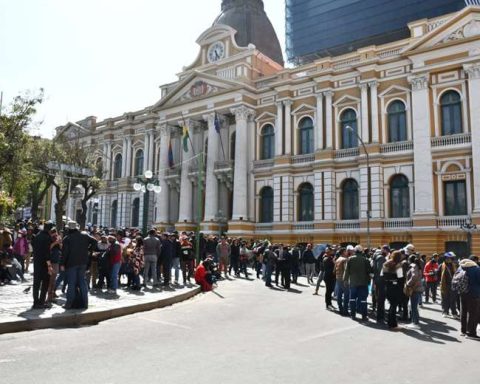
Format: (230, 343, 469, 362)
(286, 0, 471, 63)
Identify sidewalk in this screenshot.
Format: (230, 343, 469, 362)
(0, 271, 201, 335)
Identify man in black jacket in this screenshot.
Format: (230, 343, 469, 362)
(62, 221, 97, 309)
(32, 221, 54, 309)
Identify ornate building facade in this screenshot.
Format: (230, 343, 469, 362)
(55, 1, 480, 256)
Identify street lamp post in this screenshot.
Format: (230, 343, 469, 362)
(346, 125, 371, 250)
(460, 216, 477, 257)
(133, 170, 161, 236)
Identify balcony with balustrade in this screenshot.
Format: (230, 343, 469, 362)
(253, 159, 274, 170)
(431, 133, 471, 148)
(437, 216, 469, 228)
(292, 153, 315, 165)
(334, 147, 360, 159)
(384, 218, 413, 229)
(335, 220, 360, 230)
(380, 141, 414, 154)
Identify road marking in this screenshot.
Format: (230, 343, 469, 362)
(299, 324, 360, 342)
(138, 317, 192, 330)
(0, 359, 16, 364)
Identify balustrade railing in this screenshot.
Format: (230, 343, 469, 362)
(292, 153, 315, 164)
(335, 147, 360, 159)
(335, 220, 360, 230)
(431, 133, 471, 147)
(380, 141, 413, 153)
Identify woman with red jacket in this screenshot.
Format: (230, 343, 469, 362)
(423, 254, 439, 303)
(195, 259, 213, 292)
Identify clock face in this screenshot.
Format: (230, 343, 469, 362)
(208, 42, 225, 63)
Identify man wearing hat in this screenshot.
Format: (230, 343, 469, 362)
(440, 251, 459, 318)
(31, 221, 54, 309)
(62, 221, 97, 309)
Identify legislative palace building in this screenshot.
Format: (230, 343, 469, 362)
(54, 0, 480, 255)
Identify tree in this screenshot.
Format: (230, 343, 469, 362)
(50, 136, 103, 230)
(0, 89, 44, 200)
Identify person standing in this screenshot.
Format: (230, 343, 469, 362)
(334, 248, 350, 316)
(216, 238, 231, 279)
(440, 252, 459, 318)
(159, 233, 175, 287)
(47, 228, 62, 303)
(143, 229, 161, 288)
(343, 245, 372, 321)
(382, 251, 404, 330)
(405, 255, 424, 329)
(106, 235, 122, 295)
(323, 247, 336, 310)
(423, 254, 439, 303)
(13, 229, 29, 277)
(263, 246, 275, 288)
(62, 221, 97, 309)
(302, 244, 315, 284)
(130, 236, 144, 291)
(180, 236, 195, 284)
(31, 222, 53, 309)
(458, 257, 480, 339)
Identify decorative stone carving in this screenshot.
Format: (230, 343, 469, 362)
(441, 20, 480, 43)
(231, 106, 255, 122)
(464, 63, 480, 79)
(408, 74, 429, 91)
(179, 81, 220, 101)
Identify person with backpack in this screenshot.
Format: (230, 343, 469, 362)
(372, 246, 388, 323)
(405, 255, 424, 329)
(382, 251, 404, 330)
(455, 256, 480, 339)
(440, 252, 459, 318)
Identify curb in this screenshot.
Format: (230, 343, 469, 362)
(0, 286, 201, 335)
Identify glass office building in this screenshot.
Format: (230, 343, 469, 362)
(286, 0, 475, 63)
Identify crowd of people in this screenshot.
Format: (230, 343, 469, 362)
(0, 220, 479, 338)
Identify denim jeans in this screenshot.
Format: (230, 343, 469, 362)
(65, 265, 88, 309)
(410, 292, 421, 325)
(335, 280, 350, 314)
(349, 285, 368, 318)
(265, 264, 273, 286)
(172, 257, 181, 282)
(110, 262, 121, 291)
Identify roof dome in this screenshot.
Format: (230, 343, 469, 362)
(213, 0, 284, 66)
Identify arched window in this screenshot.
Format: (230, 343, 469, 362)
(131, 198, 140, 227)
(230, 131, 236, 161)
(387, 101, 407, 142)
(298, 183, 314, 222)
(111, 200, 118, 228)
(259, 187, 273, 223)
(261, 124, 275, 160)
(340, 109, 358, 149)
(341, 179, 359, 220)
(113, 154, 122, 179)
(134, 150, 144, 176)
(390, 175, 410, 218)
(298, 117, 314, 154)
(444, 180, 467, 216)
(440, 91, 462, 136)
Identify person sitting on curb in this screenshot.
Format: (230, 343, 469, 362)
(195, 258, 214, 292)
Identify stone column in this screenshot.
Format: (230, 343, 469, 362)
(464, 63, 480, 213)
(314, 172, 323, 220)
(409, 74, 435, 215)
(273, 175, 282, 222)
(323, 171, 335, 220)
(360, 83, 370, 143)
(275, 101, 284, 156)
(284, 100, 292, 155)
(315, 93, 324, 150)
(156, 123, 170, 223)
(203, 113, 220, 221)
(104, 141, 112, 180)
(178, 121, 194, 223)
(231, 106, 254, 220)
(121, 138, 127, 178)
(125, 136, 132, 178)
(148, 130, 155, 171)
(369, 81, 379, 143)
(324, 91, 334, 149)
(143, 133, 149, 173)
(281, 176, 294, 222)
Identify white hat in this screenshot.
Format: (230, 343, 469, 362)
(355, 245, 364, 253)
(346, 245, 355, 251)
(67, 221, 79, 230)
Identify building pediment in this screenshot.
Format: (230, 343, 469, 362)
(56, 122, 90, 140)
(333, 95, 360, 107)
(403, 6, 480, 54)
(291, 103, 316, 115)
(378, 85, 411, 97)
(153, 71, 250, 110)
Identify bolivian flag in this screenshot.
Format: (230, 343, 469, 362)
(182, 124, 190, 153)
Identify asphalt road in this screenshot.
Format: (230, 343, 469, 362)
(0, 276, 478, 384)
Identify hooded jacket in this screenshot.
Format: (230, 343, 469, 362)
(459, 259, 480, 298)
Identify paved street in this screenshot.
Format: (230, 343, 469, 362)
(0, 275, 478, 384)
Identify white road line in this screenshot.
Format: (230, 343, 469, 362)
(138, 317, 192, 330)
(0, 359, 16, 364)
(299, 324, 361, 342)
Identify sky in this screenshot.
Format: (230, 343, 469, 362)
(0, 0, 285, 137)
